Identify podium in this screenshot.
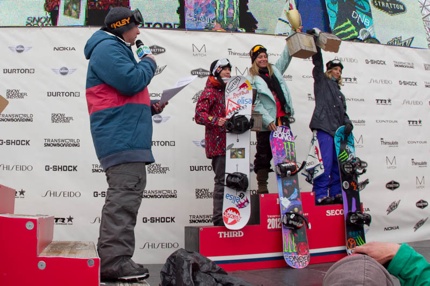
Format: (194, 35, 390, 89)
(185, 192, 347, 271)
(0, 184, 100, 286)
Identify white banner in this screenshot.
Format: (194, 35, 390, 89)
(0, 27, 429, 263)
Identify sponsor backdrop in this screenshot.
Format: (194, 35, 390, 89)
(370, 0, 428, 48)
(0, 27, 429, 264)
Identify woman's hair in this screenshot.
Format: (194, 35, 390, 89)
(325, 70, 344, 87)
(249, 59, 274, 77)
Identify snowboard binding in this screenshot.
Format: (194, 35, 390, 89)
(281, 212, 310, 230)
(276, 161, 306, 177)
(225, 112, 252, 134)
(341, 157, 368, 176)
(225, 172, 249, 191)
(347, 211, 371, 226)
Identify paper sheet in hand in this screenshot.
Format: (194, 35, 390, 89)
(159, 75, 197, 104)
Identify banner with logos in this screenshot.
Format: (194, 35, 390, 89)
(325, 0, 377, 41)
(0, 27, 429, 263)
(370, 0, 428, 48)
(418, 0, 430, 48)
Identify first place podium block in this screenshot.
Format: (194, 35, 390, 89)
(185, 192, 347, 271)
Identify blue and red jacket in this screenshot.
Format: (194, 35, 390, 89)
(84, 30, 157, 170)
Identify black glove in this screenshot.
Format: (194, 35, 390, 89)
(344, 123, 353, 137)
(306, 27, 321, 36)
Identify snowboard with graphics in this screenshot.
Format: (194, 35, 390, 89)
(270, 126, 310, 268)
(222, 76, 253, 230)
(334, 125, 371, 255)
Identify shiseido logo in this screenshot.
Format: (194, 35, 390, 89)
(365, 59, 386, 65)
(149, 45, 166, 55)
(372, 0, 406, 15)
(385, 180, 400, 190)
(52, 67, 77, 76)
(149, 92, 162, 98)
(408, 119, 422, 126)
(402, 99, 423, 105)
(369, 79, 392, 84)
(375, 99, 391, 105)
(394, 61, 414, 68)
(42, 190, 82, 197)
(416, 200, 428, 209)
(8, 45, 32, 53)
(334, 56, 358, 63)
(192, 44, 207, 56)
(191, 68, 210, 78)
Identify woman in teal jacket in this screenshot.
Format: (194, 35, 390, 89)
(248, 43, 294, 194)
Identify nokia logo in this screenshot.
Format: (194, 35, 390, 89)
(53, 47, 76, 51)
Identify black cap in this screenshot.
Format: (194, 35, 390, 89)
(105, 7, 136, 35)
(326, 59, 344, 71)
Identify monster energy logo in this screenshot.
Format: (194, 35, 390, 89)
(333, 19, 358, 40)
(283, 141, 296, 161)
(338, 150, 349, 162)
(214, 0, 238, 26)
(284, 232, 296, 252)
(355, 235, 365, 246)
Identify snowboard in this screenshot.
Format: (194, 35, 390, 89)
(270, 125, 310, 268)
(222, 76, 253, 230)
(334, 126, 371, 255)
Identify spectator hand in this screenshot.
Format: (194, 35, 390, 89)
(344, 123, 353, 137)
(353, 242, 400, 265)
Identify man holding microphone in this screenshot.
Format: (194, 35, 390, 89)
(84, 6, 166, 282)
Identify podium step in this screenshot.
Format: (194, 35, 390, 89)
(0, 194, 100, 286)
(185, 192, 347, 271)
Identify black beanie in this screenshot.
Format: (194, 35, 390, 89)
(249, 44, 267, 63)
(326, 60, 344, 71)
(104, 7, 136, 36)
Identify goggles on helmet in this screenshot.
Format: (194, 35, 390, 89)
(212, 58, 232, 76)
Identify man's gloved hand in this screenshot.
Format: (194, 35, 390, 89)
(344, 123, 353, 137)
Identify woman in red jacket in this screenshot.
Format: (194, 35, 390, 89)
(194, 58, 232, 226)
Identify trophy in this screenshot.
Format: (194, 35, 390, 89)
(286, 9, 302, 32)
(285, 9, 316, 59)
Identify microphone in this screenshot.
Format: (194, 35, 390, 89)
(136, 40, 152, 59)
